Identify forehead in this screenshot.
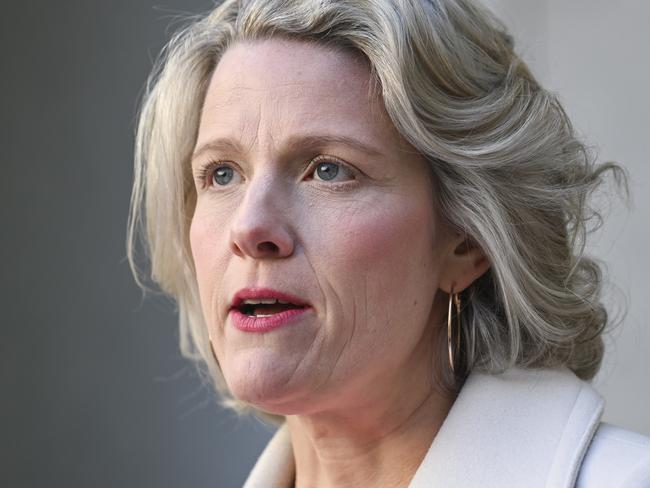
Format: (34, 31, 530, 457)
(213, 38, 372, 100)
(196, 38, 400, 151)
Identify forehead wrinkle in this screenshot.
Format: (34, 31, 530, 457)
(200, 43, 394, 163)
(214, 62, 353, 103)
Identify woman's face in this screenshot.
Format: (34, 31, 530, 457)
(190, 39, 452, 414)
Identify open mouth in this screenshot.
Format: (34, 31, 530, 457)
(236, 298, 307, 318)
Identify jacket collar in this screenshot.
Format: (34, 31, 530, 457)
(243, 366, 604, 488)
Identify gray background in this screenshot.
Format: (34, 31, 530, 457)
(2, 1, 648, 487)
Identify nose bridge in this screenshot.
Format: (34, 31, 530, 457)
(239, 166, 283, 222)
(229, 166, 294, 259)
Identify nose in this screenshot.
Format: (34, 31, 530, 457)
(229, 178, 295, 259)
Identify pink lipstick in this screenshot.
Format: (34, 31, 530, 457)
(229, 287, 312, 333)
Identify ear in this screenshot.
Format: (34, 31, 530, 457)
(438, 231, 491, 295)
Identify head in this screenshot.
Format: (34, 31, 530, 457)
(128, 0, 627, 424)
(188, 37, 490, 416)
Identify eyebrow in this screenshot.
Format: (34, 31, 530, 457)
(191, 133, 382, 162)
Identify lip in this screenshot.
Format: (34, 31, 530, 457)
(230, 287, 310, 309)
(229, 287, 312, 333)
(230, 307, 312, 332)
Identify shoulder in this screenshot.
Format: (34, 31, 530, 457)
(577, 422, 650, 488)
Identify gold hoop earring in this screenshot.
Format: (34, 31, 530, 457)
(447, 287, 462, 374)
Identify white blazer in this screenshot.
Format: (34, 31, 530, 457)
(243, 367, 650, 487)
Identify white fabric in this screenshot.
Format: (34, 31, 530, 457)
(243, 366, 650, 487)
(577, 422, 650, 487)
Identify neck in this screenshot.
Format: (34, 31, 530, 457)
(286, 360, 457, 488)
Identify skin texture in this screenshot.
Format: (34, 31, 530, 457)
(189, 39, 489, 488)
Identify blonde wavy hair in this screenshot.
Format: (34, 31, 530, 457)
(127, 0, 628, 424)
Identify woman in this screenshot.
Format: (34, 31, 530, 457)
(127, 0, 650, 486)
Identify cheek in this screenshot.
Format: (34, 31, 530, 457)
(315, 192, 440, 347)
(359, 205, 436, 309)
(302, 195, 440, 392)
(189, 212, 210, 281)
(330, 196, 436, 276)
(189, 211, 212, 270)
(190, 199, 235, 266)
(189, 215, 212, 317)
(188, 205, 231, 323)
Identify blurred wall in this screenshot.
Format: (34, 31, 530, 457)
(485, 0, 650, 434)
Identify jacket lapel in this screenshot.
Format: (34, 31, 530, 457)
(243, 421, 294, 488)
(408, 366, 604, 488)
(243, 366, 604, 488)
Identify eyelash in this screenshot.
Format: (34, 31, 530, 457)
(194, 160, 229, 189)
(194, 155, 358, 190)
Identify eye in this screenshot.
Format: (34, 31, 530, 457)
(310, 157, 356, 184)
(213, 165, 235, 186)
(315, 161, 340, 181)
(194, 161, 242, 189)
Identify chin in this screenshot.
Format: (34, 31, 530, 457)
(224, 349, 313, 413)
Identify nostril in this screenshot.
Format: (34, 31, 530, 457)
(229, 224, 294, 258)
(230, 241, 245, 257)
(257, 241, 279, 254)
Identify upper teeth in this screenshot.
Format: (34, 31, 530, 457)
(241, 298, 290, 305)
